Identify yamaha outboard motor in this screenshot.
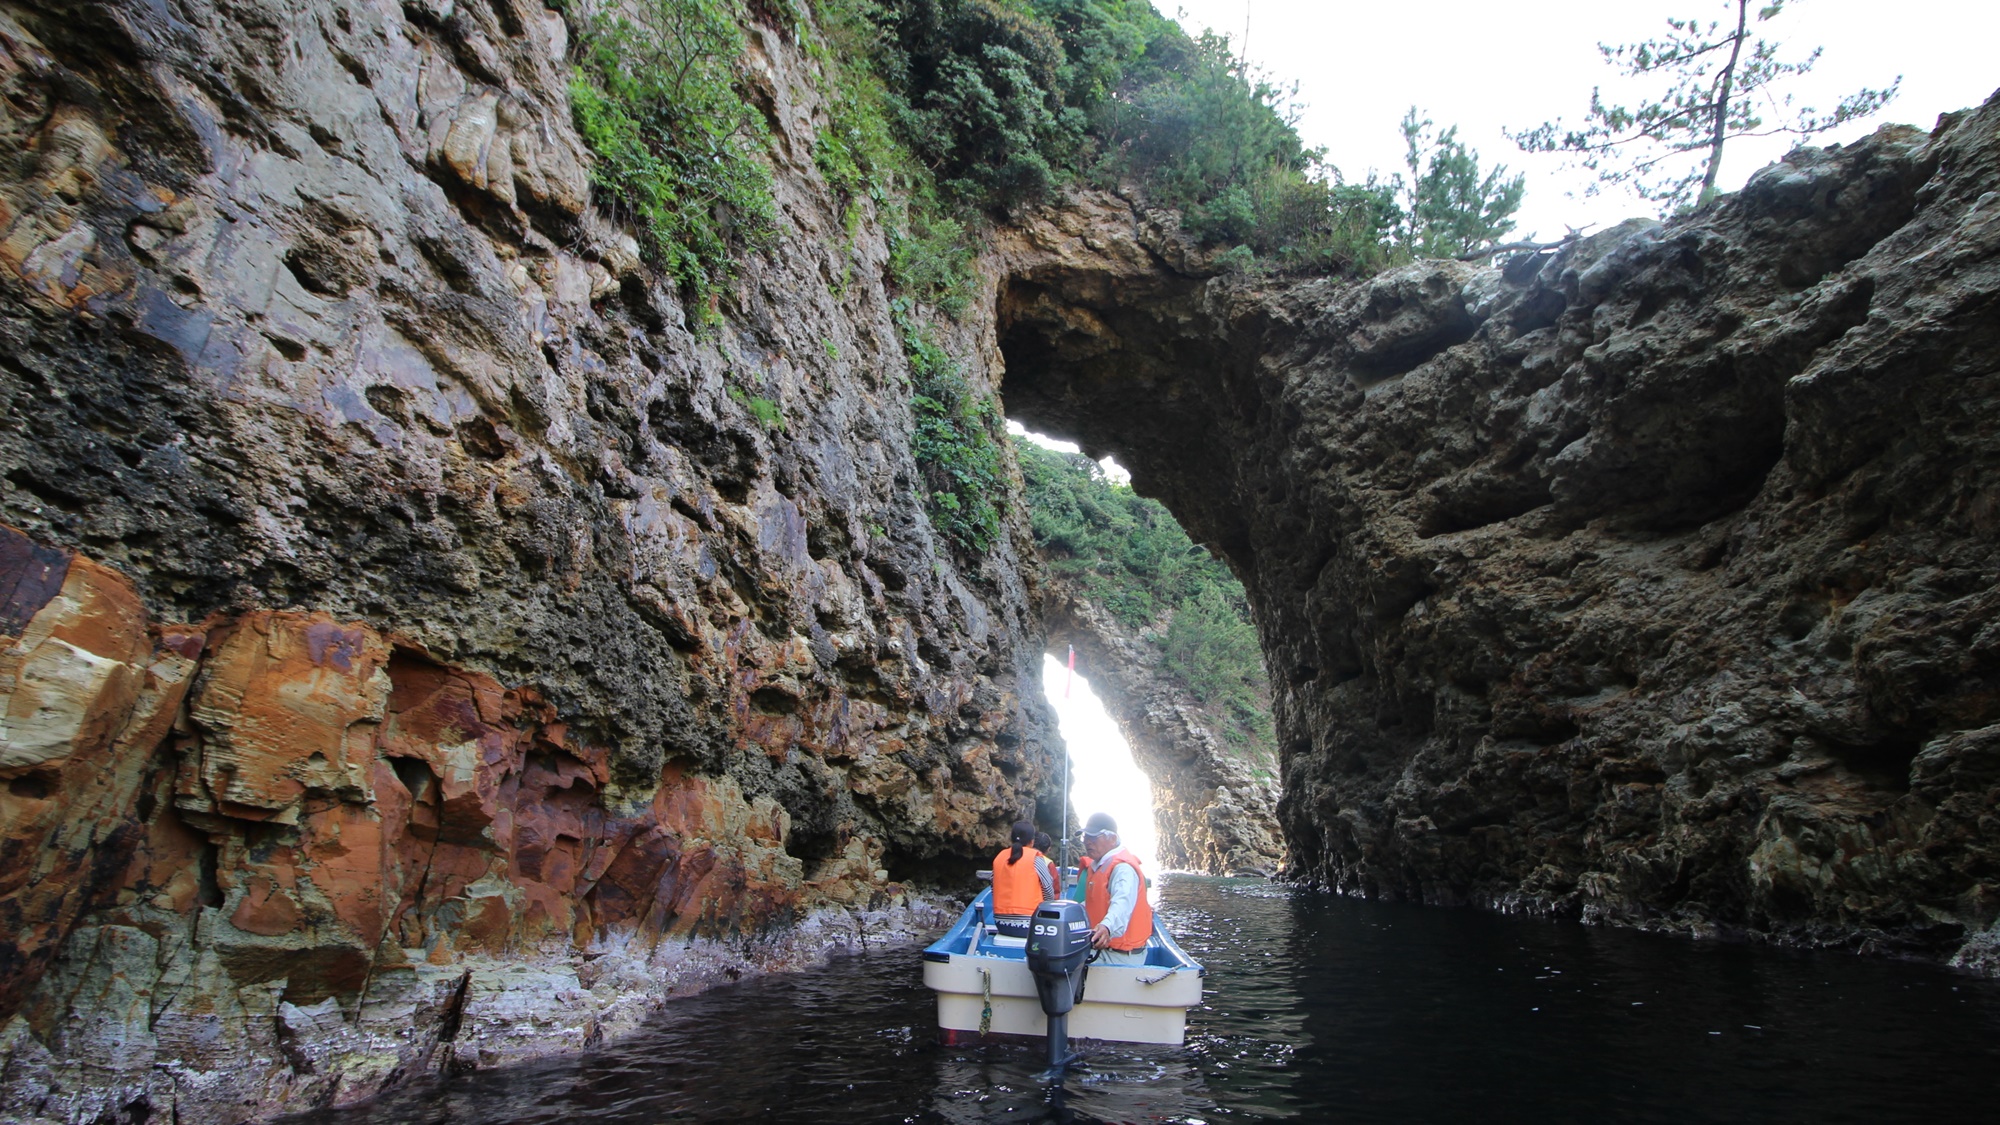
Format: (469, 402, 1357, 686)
(1025, 899, 1091, 1072)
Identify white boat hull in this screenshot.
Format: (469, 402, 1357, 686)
(923, 952, 1203, 1046)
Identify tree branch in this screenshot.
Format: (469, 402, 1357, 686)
(1455, 232, 1585, 261)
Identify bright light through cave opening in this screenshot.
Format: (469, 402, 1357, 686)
(1006, 420, 1129, 483)
(1041, 654, 1160, 873)
(1014, 421, 1161, 871)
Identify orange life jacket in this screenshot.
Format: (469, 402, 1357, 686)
(992, 846, 1047, 916)
(1084, 849, 1154, 951)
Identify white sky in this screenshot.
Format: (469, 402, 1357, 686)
(1009, 425, 1156, 863)
(1171, 0, 2000, 241)
(1006, 419, 1132, 482)
(1043, 656, 1161, 871)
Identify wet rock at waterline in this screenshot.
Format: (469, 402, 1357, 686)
(0, 1, 1057, 1119)
(1000, 97, 2000, 962)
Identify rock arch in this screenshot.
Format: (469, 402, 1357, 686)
(988, 104, 2000, 962)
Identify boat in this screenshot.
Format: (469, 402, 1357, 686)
(921, 886, 1205, 1047)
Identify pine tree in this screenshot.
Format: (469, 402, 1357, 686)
(1510, 0, 1899, 210)
(1397, 109, 1526, 258)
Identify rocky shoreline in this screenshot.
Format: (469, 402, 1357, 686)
(2, 892, 958, 1124)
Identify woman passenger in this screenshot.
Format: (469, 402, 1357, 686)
(991, 819, 1056, 937)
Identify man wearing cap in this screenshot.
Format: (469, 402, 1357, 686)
(1079, 812, 1153, 966)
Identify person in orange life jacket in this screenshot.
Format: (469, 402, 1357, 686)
(1032, 830, 1059, 901)
(1079, 812, 1153, 965)
(991, 819, 1056, 937)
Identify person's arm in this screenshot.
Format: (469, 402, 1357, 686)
(1036, 856, 1056, 900)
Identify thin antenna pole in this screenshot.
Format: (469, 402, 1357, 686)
(1241, 0, 1252, 63)
(1059, 646, 1074, 889)
(1061, 734, 1071, 886)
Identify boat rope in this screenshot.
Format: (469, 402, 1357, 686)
(979, 968, 993, 1035)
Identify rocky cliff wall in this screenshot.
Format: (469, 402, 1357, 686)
(998, 98, 2000, 968)
(0, 0, 1062, 1119)
(1040, 578, 1283, 875)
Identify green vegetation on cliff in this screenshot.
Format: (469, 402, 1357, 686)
(568, 0, 1003, 553)
(806, 2, 1009, 555)
(858, 0, 1399, 270)
(903, 311, 1006, 553)
(566, 0, 1527, 319)
(810, 0, 980, 314)
(856, 0, 1523, 269)
(1016, 438, 1275, 763)
(563, 0, 1520, 553)
(568, 0, 778, 317)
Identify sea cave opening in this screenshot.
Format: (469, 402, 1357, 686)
(1039, 651, 1161, 872)
(1010, 422, 1286, 877)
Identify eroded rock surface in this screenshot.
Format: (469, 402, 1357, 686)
(1001, 98, 2000, 963)
(0, 0, 1058, 1119)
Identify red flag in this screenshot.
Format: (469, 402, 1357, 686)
(1064, 645, 1075, 699)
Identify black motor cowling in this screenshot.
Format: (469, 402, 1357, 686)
(1025, 899, 1090, 1072)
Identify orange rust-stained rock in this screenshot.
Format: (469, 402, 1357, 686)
(379, 648, 517, 838)
(1, 519, 987, 1071)
(180, 613, 392, 825)
(0, 551, 148, 772)
(0, 527, 200, 1021)
(229, 870, 304, 937)
(299, 792, 397, 948)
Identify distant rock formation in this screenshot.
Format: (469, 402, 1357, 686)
(1041, 577, 1284, 875)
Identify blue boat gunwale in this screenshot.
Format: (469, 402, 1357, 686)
(920, 887, 1205, 975)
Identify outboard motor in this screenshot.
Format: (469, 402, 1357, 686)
(1025, 899, 1091, 1072)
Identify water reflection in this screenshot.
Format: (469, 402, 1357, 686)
(1171, 879, 1307, 1119)
(287, 876, 2000, 1125)
(926, 1050, 1212, 1124)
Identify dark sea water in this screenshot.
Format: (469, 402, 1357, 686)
(291, 876, 2000, 1123)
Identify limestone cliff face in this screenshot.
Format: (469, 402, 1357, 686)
(0, 0, 1059, 1119)
(999, 99, 2000, 967)
(1041, 578, 1283, 875)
